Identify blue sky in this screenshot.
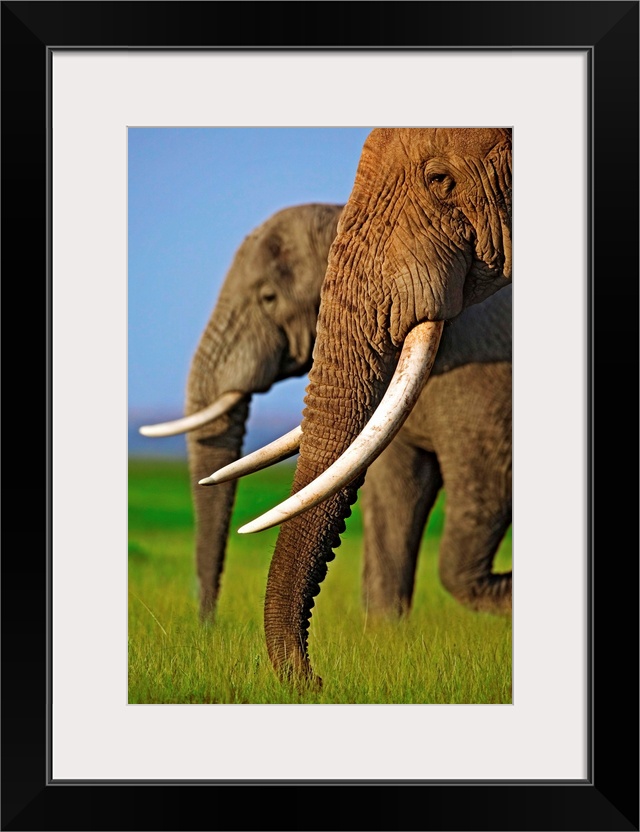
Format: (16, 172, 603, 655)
(128, 127, 372, 455)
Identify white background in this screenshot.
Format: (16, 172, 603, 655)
(52, 51, 588, 781)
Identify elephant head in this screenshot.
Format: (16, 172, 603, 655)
(140, 203, 343, 620)
(245, 128, 512, 682)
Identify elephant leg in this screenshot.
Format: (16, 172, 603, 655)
(437, 467, 512, 615)
(409, 362, 513, 614)
(361, 438, 442, 617)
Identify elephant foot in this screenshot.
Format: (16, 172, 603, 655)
(451, 573, 512, 615)
(363, 595, 412, 620)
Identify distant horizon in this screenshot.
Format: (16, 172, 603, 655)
(128, 377, 308, 458)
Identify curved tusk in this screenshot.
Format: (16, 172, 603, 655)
(238, 320, 444, 534)
(138, 391, 245, 438)
(199, 426, 303, 485)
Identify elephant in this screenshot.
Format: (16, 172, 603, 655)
(140, 202, 344, 621)
(238, 127, 512, 683)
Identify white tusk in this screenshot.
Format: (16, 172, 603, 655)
(138, 391, 244, 438)
(238, 320, 444, 534)
(199, 426, 302, 485)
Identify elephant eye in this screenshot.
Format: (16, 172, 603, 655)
(427, 172, 455, 192)
(259, 284, 278, 306)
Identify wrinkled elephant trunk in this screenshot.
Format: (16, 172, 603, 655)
(264, 488, 360, 682)
(186, 394, 250, 621)
(263, 417, 367, 682)
(184, 290, 271, 621)
(263, 269, 403, 681)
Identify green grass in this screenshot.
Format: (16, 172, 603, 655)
(128, 457, 512, 704)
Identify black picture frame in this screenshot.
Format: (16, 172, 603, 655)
(3, 2, 638, 830)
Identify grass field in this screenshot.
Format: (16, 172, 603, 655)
(128, 457, 512, 704)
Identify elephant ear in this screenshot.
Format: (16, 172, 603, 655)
(313, 203, 344, 254)
(268, 204, 344, 374)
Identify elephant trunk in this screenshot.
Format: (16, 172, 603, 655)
(185, 297, 261, 621)
(187, 398, 250, 621)
(263, 252, 439, 681)
(262, 387, 371, 680)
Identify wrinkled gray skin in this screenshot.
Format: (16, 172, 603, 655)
(361, 285, 511, 618)
(264, 128, 512, 682)
(185, 203, 343, 620)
